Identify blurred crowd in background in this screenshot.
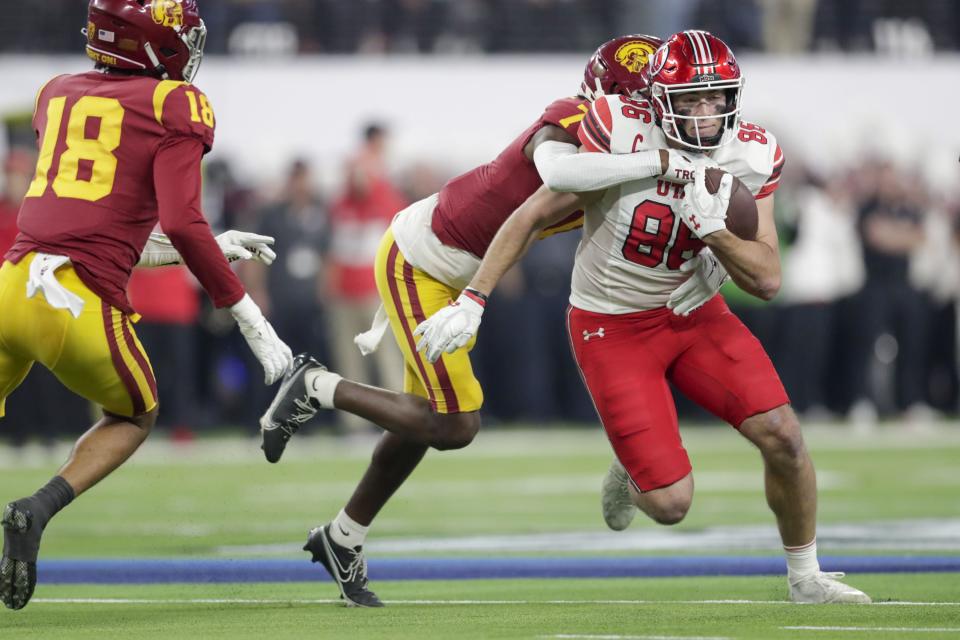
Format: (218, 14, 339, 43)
(2, 0, 960, 56)
(2, 122, 958, 442)
(0, 0, 958, 443)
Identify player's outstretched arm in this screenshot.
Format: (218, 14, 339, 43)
(413, 186, 598, 363)
(137, 231, 277, 268)
(153, 137, 293, 383)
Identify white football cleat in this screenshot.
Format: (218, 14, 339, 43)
(601, 458, 637, 531)
(789, 571, 872, 604)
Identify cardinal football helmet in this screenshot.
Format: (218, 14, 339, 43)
(580, 34, 664, 102)
(647, 30, 743, 151)
(85, 0, 206, 83)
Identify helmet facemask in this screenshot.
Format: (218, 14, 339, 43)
(652, 78, 743, 151)
(178, 19, 206, 83)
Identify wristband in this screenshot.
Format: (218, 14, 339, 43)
(462, 288, 488, 307)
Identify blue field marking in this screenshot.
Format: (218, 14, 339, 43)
(37, 555, 960, 584)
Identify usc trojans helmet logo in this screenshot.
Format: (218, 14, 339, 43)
(614, 41, 657, 73)
(151, 0, 184, 28)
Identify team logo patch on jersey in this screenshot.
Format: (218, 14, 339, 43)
(151, 0, 184, 28)
(614, 41, 657, 73)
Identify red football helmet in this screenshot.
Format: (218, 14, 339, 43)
(85, 0, 206, 83)
(647, 30, 743, 151)
(580, 34, 664, 101)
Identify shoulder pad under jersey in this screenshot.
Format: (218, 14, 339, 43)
(712, 122, 784, 199)
(577, 94, 660, 155)
(151, 80, 216, 152)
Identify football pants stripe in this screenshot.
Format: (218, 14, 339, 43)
(402, 260, 461, 414)
(101, 301, 144, 416)
(120, 315, 158, 411)
(384, 241, 438, 409)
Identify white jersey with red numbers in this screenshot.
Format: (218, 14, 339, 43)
(570, 94, 784, 314)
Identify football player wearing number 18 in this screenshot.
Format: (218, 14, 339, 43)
(0, 0, 293, 610)
(258, 35, 729, 607)
(416, 31, 871, 605)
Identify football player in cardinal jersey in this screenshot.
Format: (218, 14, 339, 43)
(0, 0, 292, 610)
(258, 35, 727, 607)
(416, 30, 871, 605)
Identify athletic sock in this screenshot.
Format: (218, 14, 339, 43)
(784, 538, 820, 582)
(304, 368, 342, 409)
(3, 476, 75, 562)
(329, 509, 369, 548)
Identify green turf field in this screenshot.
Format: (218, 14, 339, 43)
(5, 576, 960, 639)
(1, 423, 958, 638)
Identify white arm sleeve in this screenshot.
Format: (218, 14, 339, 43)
(137, 232, 183, 267)
(533, 140, 663, 193)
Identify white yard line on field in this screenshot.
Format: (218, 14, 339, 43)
(782, 626, 960, 633)
(31, 598, 960, 606)
(544, 635, 732, 640)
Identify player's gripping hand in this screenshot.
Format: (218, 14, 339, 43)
(414, 289, 486, 364)
(667, 248, 729, 316)
(661, 149, 719, 183)
(230, 294, 294, 384)
(679, 166, 731, 239)
(216, 231, 277, 265)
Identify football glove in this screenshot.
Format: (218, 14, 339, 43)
(662, 149, 720, 183)
(678, 166, 731, 239)
(215, 231, 277, 265)
(230, 294, 294, 385)
(414, 289, 486, 364)
(667, 248, 729, 316)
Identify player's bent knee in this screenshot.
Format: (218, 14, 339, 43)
(745, 405, 805, 460)
(430, 412, 480, 451)
(644, 497, 691, 525)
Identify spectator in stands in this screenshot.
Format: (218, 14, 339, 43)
(327, 124, 406, 431)
(778, 166, 864, 417)
(244, 159, 330, 419)
(848, 160, 928, 425)
(0, 148, 32, 256)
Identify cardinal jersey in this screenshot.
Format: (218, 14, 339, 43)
(571, 94, 784, 314)
(429, 96, 589, 259)
(6, 71, 240, 314)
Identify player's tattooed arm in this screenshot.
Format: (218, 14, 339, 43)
(702, 194, 782, 301)
(468, 186, 601, 297)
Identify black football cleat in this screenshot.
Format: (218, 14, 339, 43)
(260, 353, 323, 463)
(304, 524, 383, 608)
(1, 502, 40, 611)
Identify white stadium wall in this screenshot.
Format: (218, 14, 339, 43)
(0, 54, 957, 190)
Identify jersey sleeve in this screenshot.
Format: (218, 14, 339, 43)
(540, 97, 590, 140)
(577, 96, 614, 153)
(152, 80, 216, 152)
(577, 95, 655, 155)
(756, 142, 784, 200)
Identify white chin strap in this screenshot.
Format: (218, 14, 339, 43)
(142, 41, 169, 80)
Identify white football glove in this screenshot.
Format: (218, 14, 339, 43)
(662, 149, 720, 183)
(413, 290, 486, 364)
(215, 230, 277, 265)
(230, 294, 294, 385)
(678, 166, 731, 239)
(667, 248, 729, 316)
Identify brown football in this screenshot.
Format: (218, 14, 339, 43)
(703, 168, 758, 241)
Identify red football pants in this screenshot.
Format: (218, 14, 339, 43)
(567, 296, 789, 492)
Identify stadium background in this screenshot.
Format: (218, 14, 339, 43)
(0, 3, 958, 637)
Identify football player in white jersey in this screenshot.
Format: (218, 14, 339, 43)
(415, 30, 871, 605)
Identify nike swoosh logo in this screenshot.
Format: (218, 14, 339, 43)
(338, 524, 350, 537)
(311, 375, 320, 393)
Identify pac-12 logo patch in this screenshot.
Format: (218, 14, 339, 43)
(614, 41, 657, 73)
(151, 0, 184, 28)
